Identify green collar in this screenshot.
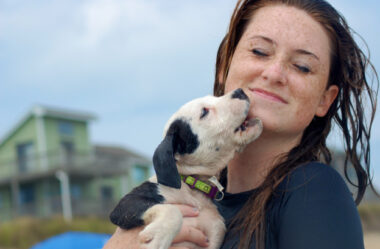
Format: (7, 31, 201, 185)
(180, 175, 223, 200)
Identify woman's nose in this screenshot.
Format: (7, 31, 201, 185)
(261, 60, 287, 85)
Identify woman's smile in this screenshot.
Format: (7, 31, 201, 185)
(249, 88, 288, 104)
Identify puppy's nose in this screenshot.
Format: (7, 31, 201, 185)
(231, 88, 248, 100)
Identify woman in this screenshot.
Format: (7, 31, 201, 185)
(104, 0, 378, 248)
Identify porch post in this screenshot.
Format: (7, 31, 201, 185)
(10, 179, 20, 218)
(56, 170, 72, 222)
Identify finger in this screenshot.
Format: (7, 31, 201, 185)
(170, 244, 198, 249)
(174, 204, 199, 217)
(172, 225, 209, 247)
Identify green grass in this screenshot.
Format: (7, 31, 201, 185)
(0, 216, 116, 249)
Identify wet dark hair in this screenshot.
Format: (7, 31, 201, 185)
(214, 0, 379, 248)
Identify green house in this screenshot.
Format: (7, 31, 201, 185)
(0, 105, 152, 221)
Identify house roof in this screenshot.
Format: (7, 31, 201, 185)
(0, 105, 97, 147)
(94, 144, 151, 165)
(31, 105, 97, 121)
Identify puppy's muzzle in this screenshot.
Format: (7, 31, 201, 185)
(231, 88, 249, 101)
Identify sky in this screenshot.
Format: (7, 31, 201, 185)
(1, 0, 380, 189)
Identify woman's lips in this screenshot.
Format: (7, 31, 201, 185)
(249, 88, 288, 104)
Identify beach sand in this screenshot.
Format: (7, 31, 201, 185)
(364, 232, 380, 249)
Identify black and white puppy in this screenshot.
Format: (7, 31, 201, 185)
(110, 88, 263, 249)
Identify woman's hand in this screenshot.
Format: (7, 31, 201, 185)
(170, 204, 209, 249)
(102, 204, 209, 249)
(102, 226, 142, 249)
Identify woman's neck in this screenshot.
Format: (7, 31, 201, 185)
(226, 132, 301, 193)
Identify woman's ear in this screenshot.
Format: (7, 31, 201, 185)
(315, 85, 339, 117)
(218, 71, 224, 85)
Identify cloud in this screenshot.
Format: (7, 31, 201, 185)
(1, 0, 233, 93)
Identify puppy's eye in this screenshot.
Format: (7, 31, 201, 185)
(200, 107, 209, 119)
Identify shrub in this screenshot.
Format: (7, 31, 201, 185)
(0, 216, 116, 249)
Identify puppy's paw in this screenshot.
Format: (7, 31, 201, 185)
(138, 226, 173, 249)
(138, 230, 153, 244)
(139, 204, 182, 249)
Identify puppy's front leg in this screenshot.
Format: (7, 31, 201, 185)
(139, 204, 182, 249)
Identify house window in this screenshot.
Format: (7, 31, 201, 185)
(19, 185, 35, 204)
(101, 186, 113, 201)
(17, 142, 35, 173)
(132, 166, 147, 184)
(70, 184, 82, 199)
(19, 185, 36, 216)
(58, 122, 74, 136)
(60, 141, 75, 166)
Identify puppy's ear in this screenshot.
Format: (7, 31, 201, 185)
(153, 119, 199, 189)
(153, 132, 181, 189)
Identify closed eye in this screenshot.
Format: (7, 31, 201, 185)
(200, 107, 209, 119)
(252, 49, 268, 57)
(294, 64, 311, 73)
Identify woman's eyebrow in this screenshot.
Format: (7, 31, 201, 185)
(249, 35, 275, 45)
(295, 49, 320, 61)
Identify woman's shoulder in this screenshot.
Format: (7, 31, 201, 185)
(276, 161, 353, 201)
(268, 162, 364, 249)
(285, 161, 343, 183)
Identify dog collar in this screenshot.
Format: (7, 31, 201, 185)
(180, 175, 224, 201)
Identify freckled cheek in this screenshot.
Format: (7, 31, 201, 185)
(225, 57, 261, 91)
(224, 81, 241, 94)
(294, 105, 315, 122)
(292, 83, 321, 103)
(293, 93, 321, 124)
(225, 69, 252, 92)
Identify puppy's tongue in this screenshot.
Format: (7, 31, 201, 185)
(236, 117, 260, 132)
(245, 117, 261, 127)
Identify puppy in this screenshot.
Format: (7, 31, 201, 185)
(110, 88, 263, 249)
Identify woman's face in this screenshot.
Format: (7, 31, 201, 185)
(224, 4, 338, 141)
